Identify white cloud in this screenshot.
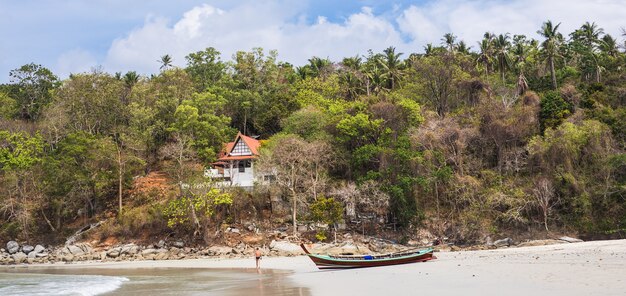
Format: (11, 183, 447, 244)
(398, 0, 626, 50)
(56, 49, 98, 77)
(101, 0, 626, 76)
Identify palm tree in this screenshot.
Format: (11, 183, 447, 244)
(476, 32, 495, 76)
(340, 56, 365, 100)
(442, 33, 457, 53)
(377, 46, 404, 90)
(512, 36, 529, 95)
(577, 22, 603, 49)
(477, 38, 493, 76)
(424, 43, 435, 56)
(159, 54, 173, 70)
(493, 34, 511, 82)
(341, 56, 362, 71)
(574, 22, 604, 82)
(121, 71, 140, 105)
(123, 71, 139, 89)
(457, 41, 471, 55)
(537, 20, 563, 89)
(599, 34, 619, 57)
(307, 57, 332, 78)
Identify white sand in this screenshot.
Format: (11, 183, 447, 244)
(11, 239, 626, 295)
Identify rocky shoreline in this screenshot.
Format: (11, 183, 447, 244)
(0, 235, 584, 266)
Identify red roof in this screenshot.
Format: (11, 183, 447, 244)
(216, 132, 261, 161)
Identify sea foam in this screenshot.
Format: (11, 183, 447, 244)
(0, 273, 129, 296)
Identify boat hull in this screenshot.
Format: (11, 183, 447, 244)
(300, 244, 436, 269)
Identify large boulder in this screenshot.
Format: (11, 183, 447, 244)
(269, 240, 304, 255)
(21, 245, 34, 254)
(157, 240, 166, 248)
(141, 248, 158, 256)
(65, 245, 85, 256)
(121, 244, 139, 255)
(12, 252, 27, 264)
(6, 241, 19, 254)
(107, 247, 122, 258)
(33, 245, 45, 255)
(208, 246, 233, 256)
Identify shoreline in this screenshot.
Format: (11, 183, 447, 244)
(2, 239, 625, 295)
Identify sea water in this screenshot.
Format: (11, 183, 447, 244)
(0, 268, 309, 296)
(0, 273, 128, 295)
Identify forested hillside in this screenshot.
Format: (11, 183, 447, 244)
(1, 21, 625, 244)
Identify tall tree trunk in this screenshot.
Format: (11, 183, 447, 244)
(117, 145, 124, 215)
(291, 188, 298, 236)
(549, 56, 557, 90)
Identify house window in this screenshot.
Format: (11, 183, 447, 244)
(238, 161, 246, 172)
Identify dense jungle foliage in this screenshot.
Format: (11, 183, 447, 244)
(1, 21, 625, 243)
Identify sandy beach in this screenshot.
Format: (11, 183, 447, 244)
(3, 239, 626, 295)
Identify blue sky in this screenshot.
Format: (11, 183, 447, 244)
(1, 0, 625, 82)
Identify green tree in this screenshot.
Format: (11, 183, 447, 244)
(477, 38, 494, 76)
(538, 20, 563, 89)
(310, 196, 344, 241)
(377, 46, 404, 90)
(9, 63, 59, 120)
(164, 188, 232, 240)
(0, 91, 18, 118)
(539, 91, 573, 131)
(442, 33, 457, 53)
(52, 72, 126, 135)
(185, 47, 226, 91)
(0, 131, 45, 238)
(493, 34, 511, 82)
(159, 54, 174, 70)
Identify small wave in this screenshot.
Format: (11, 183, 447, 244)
(0, 273, 129, 296)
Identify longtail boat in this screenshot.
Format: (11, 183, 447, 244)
(300, 243, 436, 269)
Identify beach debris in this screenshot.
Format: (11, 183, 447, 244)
(173, 241, 185, 248)
(517, 239, 567, 247)
(63, 243, 92, 256)
(64, 221, 105, 246)
(558, 236, 583, 243)
(494, 238, 513, 247)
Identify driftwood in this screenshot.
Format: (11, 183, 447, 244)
(65, 221, 105, 246)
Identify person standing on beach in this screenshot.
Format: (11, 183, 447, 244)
(255, 247, 262, 269)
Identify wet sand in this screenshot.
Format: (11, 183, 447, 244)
(1, 267, 309, 296)
(3, 239, 625, 295)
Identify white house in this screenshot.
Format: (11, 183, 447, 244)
(205, 132, 264, 189)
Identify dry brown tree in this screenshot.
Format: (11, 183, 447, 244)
(532, 177, 557, 231)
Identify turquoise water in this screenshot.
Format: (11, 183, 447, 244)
(0, 268, 309, 296)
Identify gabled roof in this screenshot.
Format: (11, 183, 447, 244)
(217, 132, 261, 161)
